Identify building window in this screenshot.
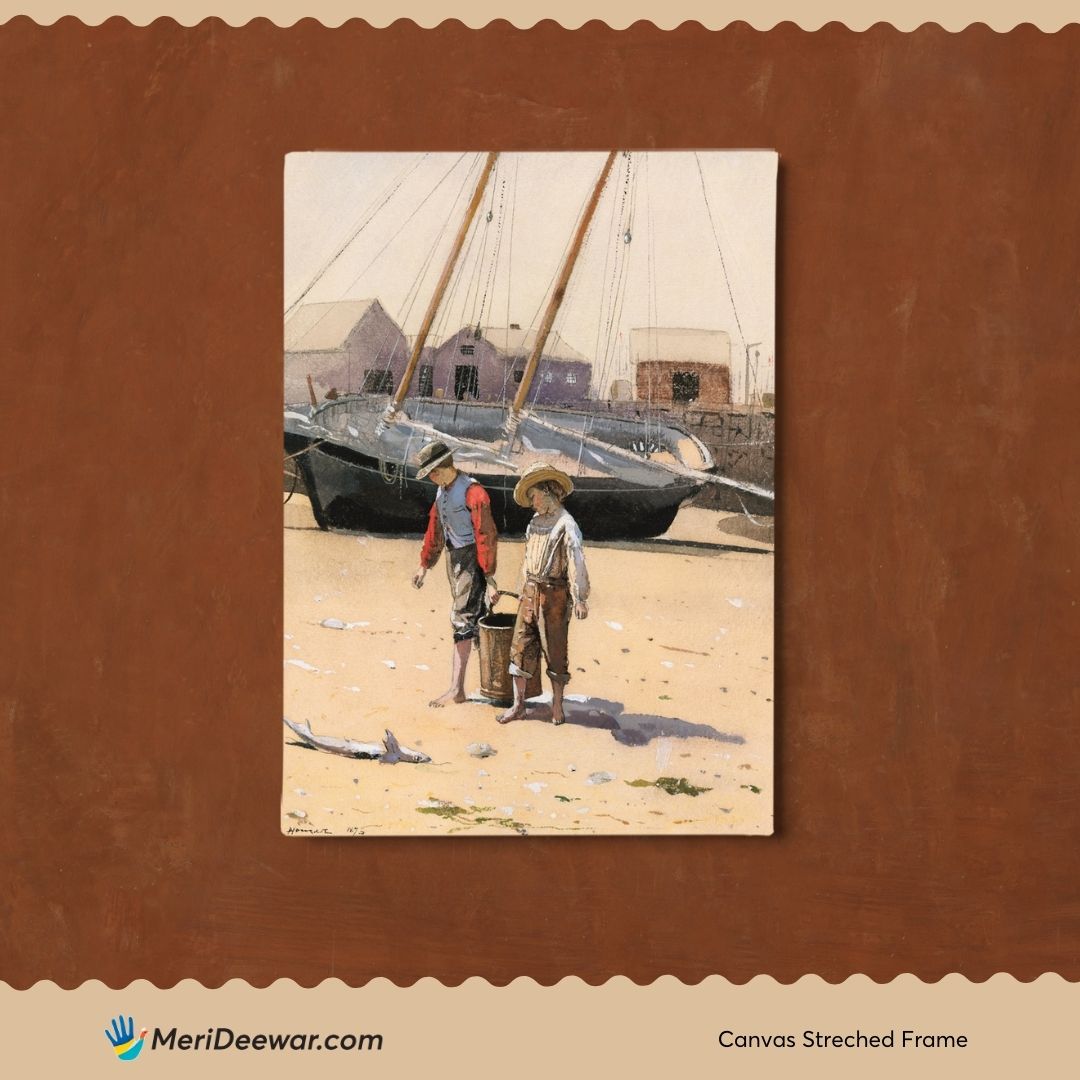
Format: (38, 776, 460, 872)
(565, 372, 577, 384)
(454, 364, 479, 400)
(672, 370, 700, 403)
(418, 365, 434, 397)
(362, 369, 394, 395)
(460, 344, 476, 356)
(542, 372, 554, 383)
(513, 370, 524, 384)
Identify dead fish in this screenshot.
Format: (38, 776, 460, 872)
(380, 729, 430, 765)
(282, 717, 430, 764)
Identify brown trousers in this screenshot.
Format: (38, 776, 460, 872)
(509, 580, 571, 685)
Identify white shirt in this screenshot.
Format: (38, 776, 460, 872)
(518, 508, 590, 605)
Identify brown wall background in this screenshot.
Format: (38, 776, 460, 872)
(1, 19, 1078, 987)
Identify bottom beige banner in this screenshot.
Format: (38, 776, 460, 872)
(0, 975, 1072, 1077)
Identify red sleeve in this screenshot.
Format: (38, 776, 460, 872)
(420, 501, 444, 569)
(465, 484, 498, 577)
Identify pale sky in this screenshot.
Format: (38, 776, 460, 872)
(284, 151, 776, 399)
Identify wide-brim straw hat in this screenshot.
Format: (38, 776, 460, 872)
(415, 440, 455, 480)
(513, 462, 574, 507)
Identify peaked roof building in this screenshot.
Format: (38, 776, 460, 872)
(284, 299, 383, 352)
(283, 299, 407, 403)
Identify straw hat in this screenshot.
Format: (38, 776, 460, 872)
(513, 462, 574, 507)
(415, 440, 455, 480)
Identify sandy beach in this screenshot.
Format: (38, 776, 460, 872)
(283, 495, 773, 836)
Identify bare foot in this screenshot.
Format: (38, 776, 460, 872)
(429, 690, 467, 708)
(497, 704, 527, 724)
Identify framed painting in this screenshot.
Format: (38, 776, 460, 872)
(282, 149, 776, 835)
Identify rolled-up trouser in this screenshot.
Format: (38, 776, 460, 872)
(445, 542, 486, 642)
(508, 580, 571, 685)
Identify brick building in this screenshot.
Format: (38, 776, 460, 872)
(631, 327, 732, 407)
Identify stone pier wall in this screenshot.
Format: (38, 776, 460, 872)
(677, 405, 775, 514)
(581, 401, 776, 515)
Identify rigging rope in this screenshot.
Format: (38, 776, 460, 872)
(283, 462, 300, 504)
(337, 153, 472, 311)
(360, 153, 484, 398)
(523, 159, 606, 412)
(284, 152, 427, 318)
(290, 154, 471, 390)
(693, 151, 746, 347)
(474, 176, 506, 335)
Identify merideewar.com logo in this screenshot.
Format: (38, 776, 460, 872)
(105, 1016, 148, 1061)
(151, 1027, 384, 1052)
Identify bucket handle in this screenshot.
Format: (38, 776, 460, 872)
(488, 589, 520, 614)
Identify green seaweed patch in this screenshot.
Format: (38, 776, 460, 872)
(474, 815, 529, 835)
(741, 784, 762, 794)
(418, 800, 526, 833)
(417, 802, 472, 821)
(626, 777, 711, 797)
(554, 795, 579, 803)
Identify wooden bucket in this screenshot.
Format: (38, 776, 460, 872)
(477, 608, 543, 704)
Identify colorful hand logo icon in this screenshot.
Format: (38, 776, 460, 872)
(106, 1015, 148, 1061)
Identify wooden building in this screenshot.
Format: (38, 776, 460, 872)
(284, 299, 407, 403)
(630, 327, 732, 407)
(422, 325, 592, 405)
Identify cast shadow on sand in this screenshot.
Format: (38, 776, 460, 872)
(472, 693, 744, 747)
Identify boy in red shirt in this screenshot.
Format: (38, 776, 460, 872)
(411, 441, 500, 707)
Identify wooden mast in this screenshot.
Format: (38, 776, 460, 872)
(384, 152, 499, 417)
(508, 150, 618, 421)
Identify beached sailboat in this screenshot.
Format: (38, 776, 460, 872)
(284, 152, 773, 539)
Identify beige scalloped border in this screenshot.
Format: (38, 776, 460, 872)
(0, 1, 1078, 30)
(1, 975, 1076, 1077)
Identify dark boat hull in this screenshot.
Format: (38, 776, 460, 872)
(292, 439, 696, 539)
(285, 396, 709, 539)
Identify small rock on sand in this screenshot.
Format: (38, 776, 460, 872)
(587, 771, 616, 785)
(467, 742, 497, 758)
